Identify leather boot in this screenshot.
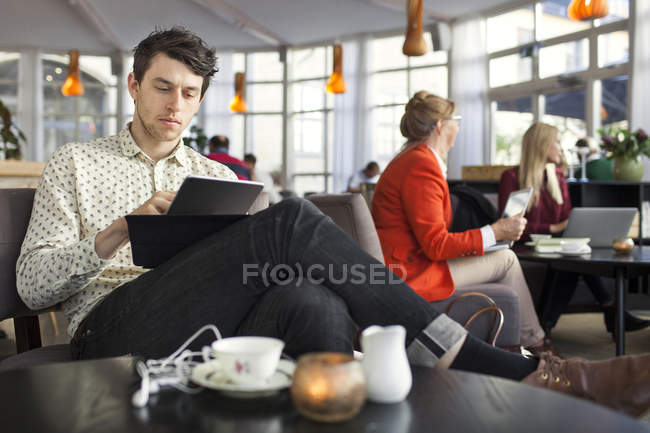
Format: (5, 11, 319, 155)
(522, 352, 650, 417)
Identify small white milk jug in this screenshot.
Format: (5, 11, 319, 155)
(361, 325, 412, 403)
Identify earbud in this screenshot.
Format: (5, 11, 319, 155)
(132, 387, 148, 408)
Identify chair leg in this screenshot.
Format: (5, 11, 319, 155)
(14, 316, 42, 353)
(48, 311, 59, 335)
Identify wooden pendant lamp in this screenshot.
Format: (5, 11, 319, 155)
(402, 0, 427, 56)
(61, 50, 84, 96)
(568, 0, 609, 21)
(229, 72, 247, 113)
(325, 44, 347, 94)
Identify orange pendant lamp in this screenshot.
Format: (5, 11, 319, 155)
(326, 44, 347, 94)
(61, 50, 84, 96)
(229, 72, 247, 113)
(402, 0, 427, 56)
(568, 0, 609, 21)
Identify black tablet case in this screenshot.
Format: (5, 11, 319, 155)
(126, 214, 248, 268)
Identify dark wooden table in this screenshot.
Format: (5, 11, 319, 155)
(2, 356, 649, 433)
(514, 245, 650, 355)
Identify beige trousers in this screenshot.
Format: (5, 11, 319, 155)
(447, 248, 545, 347)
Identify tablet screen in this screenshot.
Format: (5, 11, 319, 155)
(502, 187, 533, 218)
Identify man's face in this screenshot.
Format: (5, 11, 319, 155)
(128, 53, 204, 146)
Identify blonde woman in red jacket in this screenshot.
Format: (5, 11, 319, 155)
(371, 91, 547, 351)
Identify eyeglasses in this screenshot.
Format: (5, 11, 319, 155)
(445, 115, 462, 126)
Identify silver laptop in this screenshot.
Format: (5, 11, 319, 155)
(563, 207, 638, 247)
(485, 187, 533, 252)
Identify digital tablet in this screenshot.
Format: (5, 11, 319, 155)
(166, 175, 264, 215)
(485, 187, 533, 252)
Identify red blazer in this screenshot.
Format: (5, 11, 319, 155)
(371, 144, 483, 302)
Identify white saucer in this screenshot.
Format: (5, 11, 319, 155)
(191, 359, 295, 398)
(559, 246, 591, 256)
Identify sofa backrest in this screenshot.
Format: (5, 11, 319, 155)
(0, 188, 37, 320)
(306, 193, 384, 263)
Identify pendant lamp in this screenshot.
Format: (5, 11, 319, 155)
(402, 0, 427, 56)
(325, 44, 347, 94)
(568, 0, 609, 21)
(229, 72, 247, 113)
(61, 50, 84, 96)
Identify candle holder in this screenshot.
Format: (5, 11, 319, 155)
(577, 146, 590, 182)
(290, 352, 366, 423)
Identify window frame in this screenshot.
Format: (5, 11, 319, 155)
(486, 1, 631, 164)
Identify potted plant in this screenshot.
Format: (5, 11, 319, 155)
(0, 99, 26, 160)
(599, 127, 650, 181)
(182, 125, 208, 155)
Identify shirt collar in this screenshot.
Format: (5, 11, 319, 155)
(427, 146, 448, 179)
(118, 123, 190, 167)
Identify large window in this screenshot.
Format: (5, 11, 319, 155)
(487, 0, 630, 165)
(368, 34, 449, 168)
(0, 52, 19, 113)
(41, 54, 118, 159)
(0, 52, 20, 160)
(289, 46, 334, 196)
(230, 52, 285, 177)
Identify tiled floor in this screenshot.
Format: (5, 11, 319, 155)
(1, 310, 649, 423)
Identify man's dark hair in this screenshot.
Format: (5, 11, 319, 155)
(365, 161, 379, 171)
(244, 153, 257, 165)
(209, 135, 229, 151)
(133, 27, 217, 98)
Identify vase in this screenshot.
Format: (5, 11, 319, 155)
(361, 325, 412, 403)
(613, 156, 644, 181)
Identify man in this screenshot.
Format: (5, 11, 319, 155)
(347, 161, 380, 192)
(243, 153, 281, 204)
(16, 27, 650, 417)
(207, 135, 251, 180)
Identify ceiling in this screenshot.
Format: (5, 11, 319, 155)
(1, 0, 515, 54)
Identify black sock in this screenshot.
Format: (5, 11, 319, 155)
(450, 334, 539, 381)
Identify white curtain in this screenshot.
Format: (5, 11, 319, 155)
(631, 1, 650, 179)
(448, 18, 488, 180)
(332, 38, 371, 193)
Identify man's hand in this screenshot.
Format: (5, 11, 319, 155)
(130, 191, 176, 216)
(95, 191, 176, 260)
(550, 218, 569, 234)
(490, 213, 527, 242)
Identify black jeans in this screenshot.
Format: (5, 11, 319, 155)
(540, 271, 612, 334)
(72, 198, 441, 360)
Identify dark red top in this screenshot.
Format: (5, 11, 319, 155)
(207, 153, 251, 180)
(498, 166, 572, 237)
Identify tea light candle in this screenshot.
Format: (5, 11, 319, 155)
(290, 353, 366, 423)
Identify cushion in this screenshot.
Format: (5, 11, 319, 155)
(0, 344, 72, 371)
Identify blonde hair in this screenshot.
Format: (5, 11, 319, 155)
(400, 91, 455, 145)
(519, 122, 561, 207)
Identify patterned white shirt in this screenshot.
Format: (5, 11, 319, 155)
(16, 126, 236, 337)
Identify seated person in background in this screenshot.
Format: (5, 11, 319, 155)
(15, 28, 650, 419)
(244, 153, 282, 204)
(206, 135, 251, 180)
(347, 161, 380, 192)
(574, 136, 613, 181)
(498, 123, 649, 336)
(372, 91, 550, 354)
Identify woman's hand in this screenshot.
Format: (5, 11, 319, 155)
(550, 219, 569, 234)
(491, 213, 527, 242)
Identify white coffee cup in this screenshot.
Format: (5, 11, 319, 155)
(561, 240, 584, 253)
(202, 336, 284, 385)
